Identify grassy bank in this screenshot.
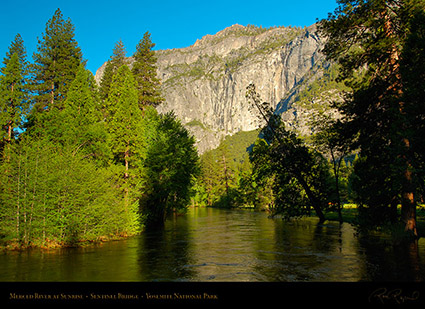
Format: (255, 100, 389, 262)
(324, 204, 425, 240)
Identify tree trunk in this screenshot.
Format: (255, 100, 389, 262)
(51, 59, 55, 107)
(124, 146, 130, 212)
(382, 7, 417, 236)
(16, 157, 21, 241)
(332, 151, 343, 224)
(293, 169, 326, 224)
(51, 82, 55, 107)
(246, 83, 326, 223)
(222, 153, 229, 199)
(401, 157, 418, 238)
(7, 123, 12, 143)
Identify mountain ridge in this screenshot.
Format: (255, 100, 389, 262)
(95, 23, 339, 153)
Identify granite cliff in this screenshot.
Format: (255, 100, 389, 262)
(95, 24, 339, 153)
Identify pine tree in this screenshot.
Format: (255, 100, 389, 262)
(58, 65, 108, 164)
(132, 32, 164, 108)
(0, 54, 24, 144)
(319, 0, 425, 235)
(200, 151, 220, 206)
(216, 142, 237, 207)
(2, 34, 28, 74)
(0, 35, 29, 152)
(99, 39, 127, 101)
(401, 7, 425, 215)
(30, 8, 83, 113)
(104, 65, 143, 207)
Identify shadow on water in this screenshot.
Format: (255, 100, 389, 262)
(0, 207, 424, 282)
(138, 213, 196, 281)
(356, 231, 425, 281)
(257, 218, 364, 281)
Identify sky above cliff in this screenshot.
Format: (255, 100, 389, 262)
(0, 0, 338, 74)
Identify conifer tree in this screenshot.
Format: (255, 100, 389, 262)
(57, 65, 108, 164)
(200, 151, 220, 206)
(2, 34, 28, 74)
(104, 65, 143, 206)
(319, 0, 425, 235)
(215, 142, 237, 207)
(99, 39, 127, 101)
(0, 35, 29, 151)
(132, 32, 164, 108)
(31, 8, 83, 112)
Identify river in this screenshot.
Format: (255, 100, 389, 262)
(1, 207, 425, 282)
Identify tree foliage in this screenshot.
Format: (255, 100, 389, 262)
(195, 130, 261, 208)
(0, 9, 200, 248)
(246, 83, 329, 222)
(30, 8, 83, 112)
(319, 0, 425, 235)
(0, 137, 134, 248)
(99, 39, 127, 101)
(140, 112, 199, 227)
(0, 34, 30, 152)
(132, 32, 164, 108)
(53, 65, 108, 164)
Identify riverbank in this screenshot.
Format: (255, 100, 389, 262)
(0, 234, 134, 252)
(2, 204, 424, 251)
(324, 204, 425, 241)
(1, 207, 424, 282)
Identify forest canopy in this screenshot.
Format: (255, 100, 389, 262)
(0, 9, 199, 249)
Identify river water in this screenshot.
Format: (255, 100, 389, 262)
(1, 207, 425, 282)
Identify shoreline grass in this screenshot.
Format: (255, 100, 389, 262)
(324, 204, 425, 240)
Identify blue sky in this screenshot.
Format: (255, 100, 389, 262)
(0, 0, 338, 74)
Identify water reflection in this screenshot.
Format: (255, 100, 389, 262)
(0, 207, 424, 282)
(137, 214, 196, 281)
(357, 233, 425, 281)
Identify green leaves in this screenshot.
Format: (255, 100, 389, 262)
(0, 137, 128, 247)
(246, 83, 329, 221)
(140, 112, 199, 226)
(104, 65, 143, 176)
(319, 0, 425, 230)
(0, 7, 203, 245)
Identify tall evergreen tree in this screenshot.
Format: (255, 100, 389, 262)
(199, 151, 220, 206)
(2, 34, 28, 74)
(55, 65, 108, 164)
(104, 65, 143, 206)
(99, 39, 127, 101)
(132, 32, 164, 108)
(319, 0, 425, 236)
(215, 142, 237, 207)
(30, 8, 83, 113)
(0, 35, 29, 151)
(401, 7, 425, 211)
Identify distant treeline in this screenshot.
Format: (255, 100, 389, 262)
(196, 0, 425, 241)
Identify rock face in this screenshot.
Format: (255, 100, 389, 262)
(95, 24, 329, 153)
